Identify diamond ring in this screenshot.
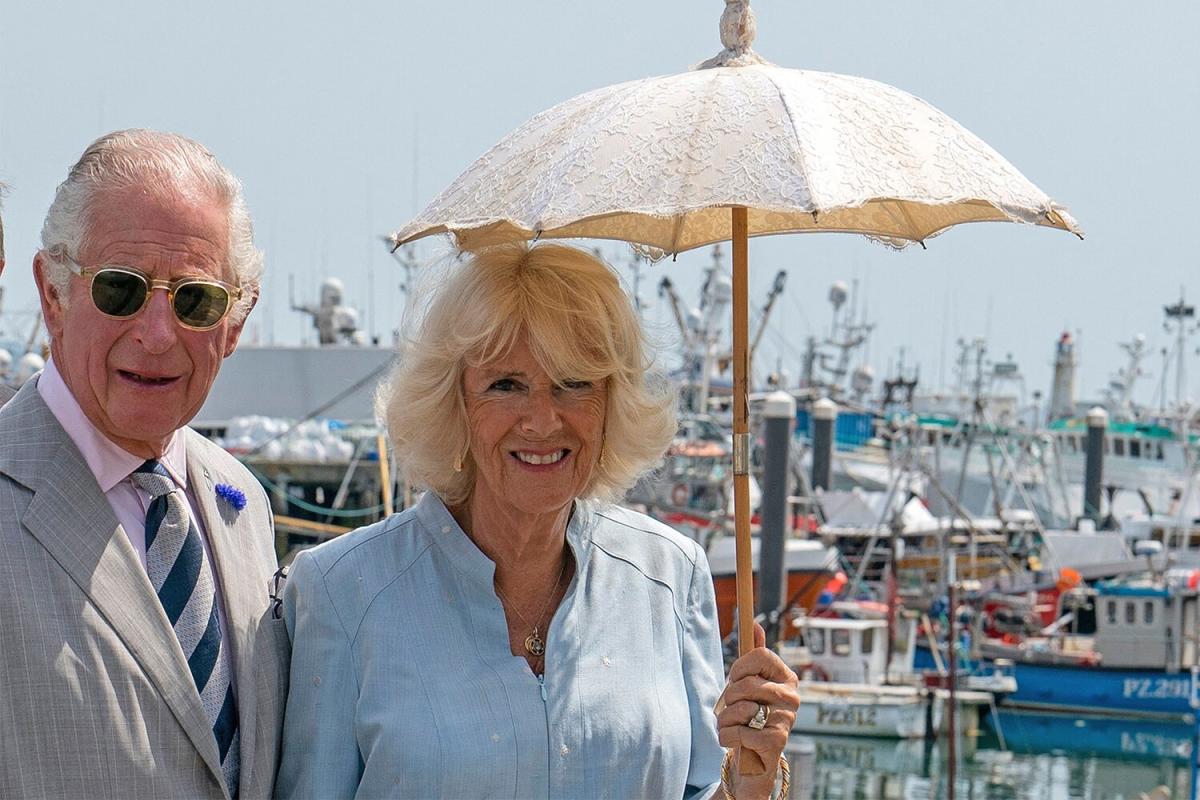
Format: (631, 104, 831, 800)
(748, 704, 768, 730)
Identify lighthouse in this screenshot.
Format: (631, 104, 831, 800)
(1047, 331, 1077, 423)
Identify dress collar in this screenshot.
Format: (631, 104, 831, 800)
(416, 491, 594, 587)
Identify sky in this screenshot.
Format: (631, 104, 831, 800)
(1, 1, 1197, 412)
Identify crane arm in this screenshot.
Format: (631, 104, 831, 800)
(749, 270, 787, 362)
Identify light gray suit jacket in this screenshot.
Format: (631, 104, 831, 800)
(0, 381, 290, 799)
(0, 382, 15, 405)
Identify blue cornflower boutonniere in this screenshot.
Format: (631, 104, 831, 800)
(215, 483, 247, 512)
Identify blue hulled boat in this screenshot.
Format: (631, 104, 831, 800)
(919, 575, 1200, 721)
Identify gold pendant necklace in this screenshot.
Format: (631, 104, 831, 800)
(524, 629, 546, 657)
(496, 552, 569, 659)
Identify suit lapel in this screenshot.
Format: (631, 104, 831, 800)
(187, 437, 264, 781)
(16, 434, 225, 787)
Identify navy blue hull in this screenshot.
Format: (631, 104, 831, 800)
(915, 644, 1195, 719)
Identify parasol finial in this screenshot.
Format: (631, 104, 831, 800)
(719, 0, 756, 51)
(697, 0, 767, 70)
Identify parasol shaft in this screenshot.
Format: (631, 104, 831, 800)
(732, 207, 768, 777)
(731, 206, 754, 657)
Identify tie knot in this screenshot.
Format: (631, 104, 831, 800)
(130, 459, 176, 498)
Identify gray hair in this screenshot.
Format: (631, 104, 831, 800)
(39, 129, 263, 323)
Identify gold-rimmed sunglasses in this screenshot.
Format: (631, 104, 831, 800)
(52, 250, 243, 331)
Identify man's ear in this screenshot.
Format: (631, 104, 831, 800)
(32, 252, 66, 341)
(222, 284, 259, 358)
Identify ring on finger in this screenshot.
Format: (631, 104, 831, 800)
(747, 703, 768, 730)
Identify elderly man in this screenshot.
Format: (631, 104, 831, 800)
(0, 130, 286, 799)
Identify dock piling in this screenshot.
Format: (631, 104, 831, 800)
(1084, 406, 1108, 526)
(760, 391, 795, 649)
(811, 397, 837, 492)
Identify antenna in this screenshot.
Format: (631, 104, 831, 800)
(1163, 287, 1195, 410)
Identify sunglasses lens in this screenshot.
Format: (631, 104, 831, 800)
(91, 270, 148, 317)
(174, 282, 231, 329)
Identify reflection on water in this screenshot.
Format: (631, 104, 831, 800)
(786, 712, 1194, 799)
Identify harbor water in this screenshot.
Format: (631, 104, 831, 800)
(787, 712, 1195, 799)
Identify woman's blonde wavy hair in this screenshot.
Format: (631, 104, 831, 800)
(377, 242, 676, 506)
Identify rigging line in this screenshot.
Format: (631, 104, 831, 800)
(239, 360, 395, 458)
(762, 324, 807, 361)
(243, 463, 386, 518)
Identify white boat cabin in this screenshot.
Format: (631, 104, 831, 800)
(799, 616, 917, 685)
(1091, 579, 1200, 671)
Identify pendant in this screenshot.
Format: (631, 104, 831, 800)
(524, 628, 546, 657)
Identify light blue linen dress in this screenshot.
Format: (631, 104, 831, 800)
(276, 491, 725, 799)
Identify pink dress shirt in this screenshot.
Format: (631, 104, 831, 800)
(37, 358, 235, 683)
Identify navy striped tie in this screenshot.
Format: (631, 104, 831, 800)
(132, 460, 239, 794)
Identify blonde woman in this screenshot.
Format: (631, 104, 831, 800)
(277, 243, 798, 799)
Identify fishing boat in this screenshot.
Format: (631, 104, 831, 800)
(782, 615, 946, 738)
(921, 561, 1200, 722)
(792, 680, 938, 738)
(625, 417, 739, 533)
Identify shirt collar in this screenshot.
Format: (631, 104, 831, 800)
(38, 357, 188, 493)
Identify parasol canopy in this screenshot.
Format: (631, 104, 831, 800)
(391, 14, 1080, 254)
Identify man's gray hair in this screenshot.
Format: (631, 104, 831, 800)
(40, 129, 263, 323)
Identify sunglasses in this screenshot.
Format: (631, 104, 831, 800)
(57, 253, 243, 331)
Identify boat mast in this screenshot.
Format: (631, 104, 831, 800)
(1163, 289, 1195, 412)
(1105, 334, 1148, 420)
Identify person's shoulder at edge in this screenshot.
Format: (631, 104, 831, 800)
(585, 501, 708, 585)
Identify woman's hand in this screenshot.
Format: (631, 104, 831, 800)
(715, 624, 800, 799)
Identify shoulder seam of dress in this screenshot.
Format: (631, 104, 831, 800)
(588, 536, 690, 630)
(590, 532, 696, 633)
(309, 551, 363, 697)
(593, 508, 701, 566)
(312, 511, 417, 575)
(347, 538, 436, 645)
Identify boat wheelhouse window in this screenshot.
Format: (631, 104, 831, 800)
(861, 628, 874, 654)
(1113, 438, 1125, 457)
(808, 628, 825, 655)
(1131, 439, 1142, 458)
(1076, 599, 1098, 635)
(1125, 602, 1136, 625)
(1157, 443, 1165, 461)
(832, 628, 852, 656)
(1106, 600, 1117, 625)
(1145, 601, 1154, 625)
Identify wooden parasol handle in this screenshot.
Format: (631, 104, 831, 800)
(730, 206, 767, 776)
